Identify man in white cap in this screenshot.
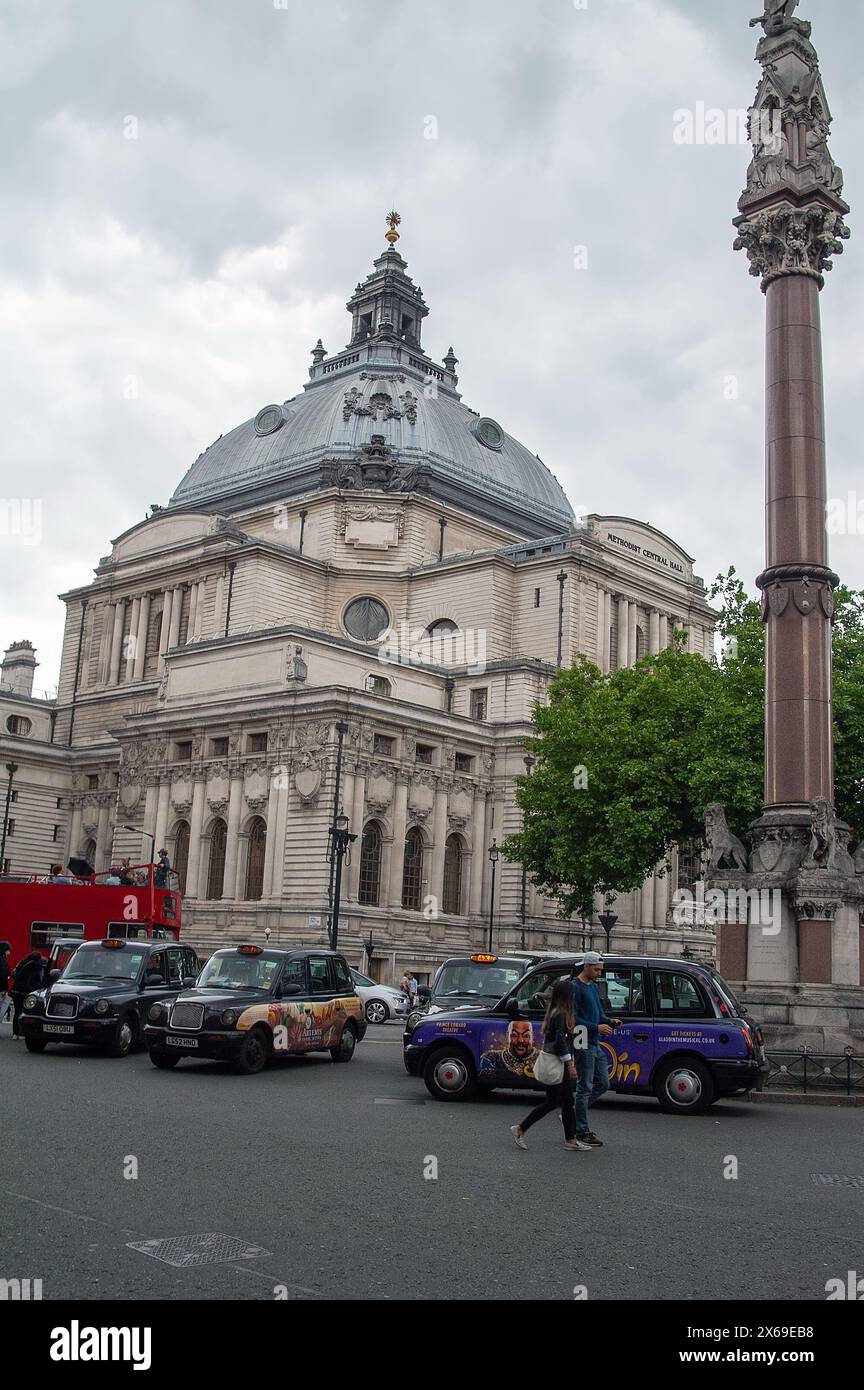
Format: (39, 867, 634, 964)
(571, 952, 620, 1147)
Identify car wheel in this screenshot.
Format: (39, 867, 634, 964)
(423, 1047, 477, 1102)
(24, 1037, 47, 1053)
(106, 1015, 137, 1058)
(330, 1022, 357, 1062)
(365, 999, 389, 1025)
(653, 1057, 715, 1114)
(233, 1029, 269, 1075)
(148, 1049, 180, 1070)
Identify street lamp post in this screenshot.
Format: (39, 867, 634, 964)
(329, 811, 357, 952)
(556, 570, 568, 668)
(519, 753, 535, 949)
(327, 720, 350, 942)
(597, 910, 618, 954)
(487, 840, 500, 954)
(0, 762, 18, 870)
(123, 824, 155, 867)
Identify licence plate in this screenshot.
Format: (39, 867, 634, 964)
(167, 1035, 198, 1048)
(43, 1023, 75, 1035)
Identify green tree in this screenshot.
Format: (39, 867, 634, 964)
(506, 569, 864, 918)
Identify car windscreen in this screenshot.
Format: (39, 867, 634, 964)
(433, 962, 525, 1001)
(197, 953, 283, 992)
(62, 948, 147, 982)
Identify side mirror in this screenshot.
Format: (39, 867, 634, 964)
(418, 987, 432, 1002)
(181, 977, 197, 989)
(49, 968, 61, 983)
(143, 971, 163, 987)
(505, 997, 520, 1016)
(280, 982, 302, 997)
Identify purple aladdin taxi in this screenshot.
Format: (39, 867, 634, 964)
(403, 953, 767, 1114)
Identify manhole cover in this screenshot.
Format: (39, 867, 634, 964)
(810, 1174, 864, 1189)
(127, 1234, 272, 1267)
(373, 1097, 426, 1105)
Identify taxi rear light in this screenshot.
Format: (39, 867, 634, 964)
(471, 954, 497, 963)
(238, 944, 262, 955)
(740, 1023, 754, 1055)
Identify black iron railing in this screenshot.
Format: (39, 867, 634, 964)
(762, 1049, 864, 1096)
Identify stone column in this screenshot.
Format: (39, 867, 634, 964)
(429, 785, 449, 911)
(648, 609, 660, 655)
(133, 593, 151, 681)
(347, 769, 366, 899)
(96, 605, 113, 685)
(653, 861, 669, 928)
(69, 803, 83, 858)
(223, 774, 244, 901)
(108, 602, 125, 685)
(469, 791, 488, 914)
(760, 276, 834, 809)
(640, 871, 655, 928)
(124, 597, 140, 682)
(157, 592, 173, 674)
(261, 772, 281, 897)
(188, 584, 199, 644)
(214, 574, 225, 637)
(595, 587, 606, 670)
(616, 596, 628, 671)
(628, 601, 638, 667)
(142, 782, 159, 862)
(168, 586, 183, 651)
(270, 780, 290, 901)
(388, 777, 409, 906)
(96, 802, 111, 871)
(185, 777, 207, 899)
(154, 780, 171, 854)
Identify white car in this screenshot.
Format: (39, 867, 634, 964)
(351, 971, 410, 1025)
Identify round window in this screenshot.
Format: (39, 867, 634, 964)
(5, 714, 32, 736)
(472, 417, 504, 451)
(254, 404, 285, 437)
(344, 597, 390, 643)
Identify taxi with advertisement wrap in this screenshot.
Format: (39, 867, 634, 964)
(403, 953, 767, 1114)
(402, 952, 541, 1036)
(144, 944, 366, 1075)
(20, 938, 200, 1057)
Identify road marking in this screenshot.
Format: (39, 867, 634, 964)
(373, 1097, 426, 1105)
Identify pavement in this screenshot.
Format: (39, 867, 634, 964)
(1, 1019, 862, 1301)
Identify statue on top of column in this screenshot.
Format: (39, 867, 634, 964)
(750, 1, 809, 37)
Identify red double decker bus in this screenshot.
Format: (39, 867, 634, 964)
(0, 860, 182, 971)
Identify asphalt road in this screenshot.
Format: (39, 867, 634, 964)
(1, 1019, 861, 1301)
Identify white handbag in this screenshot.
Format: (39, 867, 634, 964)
(533, 1048, 565, 1085)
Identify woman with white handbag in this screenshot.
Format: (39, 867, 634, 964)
(509, 980, 592, 1152)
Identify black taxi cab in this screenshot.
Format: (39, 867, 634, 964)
(143, 944, 367, 1075)
(20, 938, 200, 1058)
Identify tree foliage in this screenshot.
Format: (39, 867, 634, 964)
(505, 569, 864, 919)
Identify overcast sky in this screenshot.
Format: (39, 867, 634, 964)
(2, 0, 861, 693)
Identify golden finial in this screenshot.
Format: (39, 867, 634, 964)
(385, 209, 401, 246)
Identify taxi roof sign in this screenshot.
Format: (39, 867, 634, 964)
(238, 944, 262, 955)
(470, 954, 497, 964)
(101, 939, 126, 949)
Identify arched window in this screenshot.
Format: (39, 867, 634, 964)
(401, 828, 424, 911)
(358, 822, 382, 906)
(206, 819, 228, 900)
(173, 821, 190, 896)
(244, 818, 267, 901)
(426, 618, 458, 636)
(442, 835, 463, 915)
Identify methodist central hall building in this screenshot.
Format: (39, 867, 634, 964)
(1, 223, 717, 978)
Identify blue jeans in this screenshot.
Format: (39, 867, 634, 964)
(574, 1042, 609, 1134)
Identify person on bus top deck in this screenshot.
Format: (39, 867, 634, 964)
(118, 859, 135, 886)
(9, 952, 48, 1039)
(47, 863, 72, 883)
(154, 848, 171, 888)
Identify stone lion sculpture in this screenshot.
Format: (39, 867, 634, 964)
(802, 796, 838, 871)
(703, 803, 749, 873)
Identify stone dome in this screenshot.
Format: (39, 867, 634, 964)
(168, 235, 574, 538)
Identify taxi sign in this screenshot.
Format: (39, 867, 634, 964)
(101, 939, 126, 949)
(470, 954, 497, 964)
(238, 944, 262, 956)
